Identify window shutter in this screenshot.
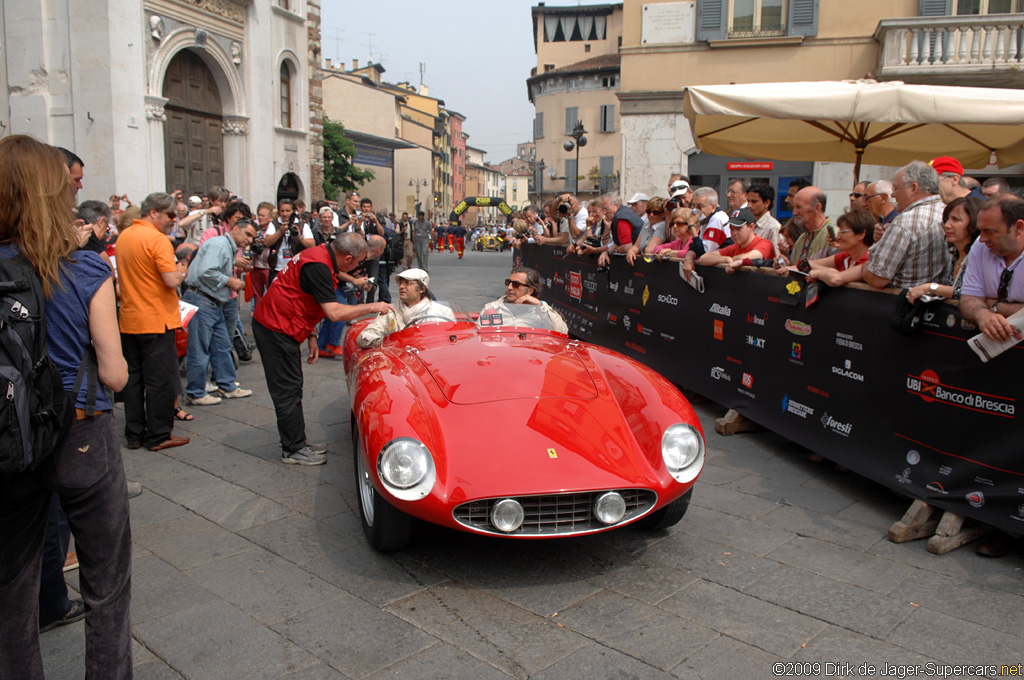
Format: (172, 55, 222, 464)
(696, 0, 726, 41)
(600, 105, 615, 133)
(599, 156, 614, 193)
(565, 106, 578, 134)
(534, 112, 544, 140)
(566, 159, 578, 194)
(917, 0, 950, 15)
(788, 0, 818, 37)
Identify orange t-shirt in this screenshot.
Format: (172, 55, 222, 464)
(116, 219, 182, 334)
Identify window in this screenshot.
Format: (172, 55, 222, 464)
(278, 0, 290, 9)
(599, 105, 615, 133)
(542, 14, 608, 42)
(534, 112, 544, 140)
(566, 159, 578, 194)
(952, 0, 1018, 13)
(602, 76, 617, 88)
(565, 106, 578, 134)
(730, 0, 785, 35)
(599, 156, 615, 193)
(280, 62, 292, 128)
(544, 64, 555, 73)
(585, 44, 591, 52)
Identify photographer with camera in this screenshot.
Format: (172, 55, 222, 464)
(536, 193, 587, 246)
(358, 198, 390, 303)
(264, 198, 314, 285)
(180, 186, 229, 249)
(249, 202, 274, 305)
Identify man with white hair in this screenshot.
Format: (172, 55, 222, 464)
(865, 179, 899, 242)
(692, 187, 731, 253)
(356, 269, 454, 348)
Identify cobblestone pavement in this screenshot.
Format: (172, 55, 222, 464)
(43, 249, 1024, 679)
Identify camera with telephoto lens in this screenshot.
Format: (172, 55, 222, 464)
(249, 239, 265, 256)
(666, 198, 681, 211)
(584, 236, 602, 248)
(558, 202, 571, 215)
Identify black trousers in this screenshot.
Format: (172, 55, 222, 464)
(252, 320, 307, 453)
(0, 413, 133, 680)
(120, 330, 178, 448)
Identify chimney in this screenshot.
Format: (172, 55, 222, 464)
(325, 58, 332, 70)
(352, 58, 359, 70)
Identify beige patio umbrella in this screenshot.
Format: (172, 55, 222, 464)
(682, 79, 1024, 182)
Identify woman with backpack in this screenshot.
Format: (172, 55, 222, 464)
(0, 135, 132, 679)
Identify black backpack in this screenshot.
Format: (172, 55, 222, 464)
(0, 254, 75, 475)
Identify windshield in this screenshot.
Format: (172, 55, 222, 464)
(476, 302, 556, 331)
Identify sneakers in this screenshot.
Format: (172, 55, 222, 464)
(127, 481, 143, 498)
(307, 442, 328, 455)
(326, 344, 343, 356)
(40, 598, 86, 633)
(187, 393, 222, 406)
(282, 446, 327, 466)
(218, 387, 252, 399)
(205, 380, 217, 393)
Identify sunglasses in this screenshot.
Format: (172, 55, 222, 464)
(165, 211, 178, 219)
(998, 267, 1015, 302)
(505, 279, 528, 290)
(849, 192, 865, 199)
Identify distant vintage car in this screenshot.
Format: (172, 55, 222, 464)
(475, 234, 504, 251)
(342, 304, 705, 551)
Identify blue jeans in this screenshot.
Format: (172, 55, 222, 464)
(183, 290, 237, 398)
(318, 286, 349, 350)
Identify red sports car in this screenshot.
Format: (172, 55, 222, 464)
(341, 304, 705, 551)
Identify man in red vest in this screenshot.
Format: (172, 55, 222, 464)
(253, 231, 392, 465)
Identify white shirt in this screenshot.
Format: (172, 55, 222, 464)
(266, 221, 315, 271)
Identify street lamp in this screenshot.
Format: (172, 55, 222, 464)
(563, 120, 587, 194)
(409, 178, 428, 214)
(536, 159, 546, 204)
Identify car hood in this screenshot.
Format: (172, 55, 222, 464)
(411, 332, 599, 405)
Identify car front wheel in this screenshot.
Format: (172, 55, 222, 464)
(636, 489, 692, 530)
(354, 437, 413, 551)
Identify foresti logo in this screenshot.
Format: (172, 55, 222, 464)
(907, 369, 1015, 418)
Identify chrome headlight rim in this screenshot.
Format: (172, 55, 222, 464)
(593, 491, 627, 525)
(490, 498, 525, 533)
(376, 437, 436, 501)
(661, 423, 704, 484)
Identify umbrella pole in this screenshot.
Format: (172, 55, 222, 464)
(853, 148, 863, 185)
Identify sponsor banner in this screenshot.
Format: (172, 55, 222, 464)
(524, 245, 1024, 537)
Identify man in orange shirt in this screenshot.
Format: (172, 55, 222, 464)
(116, 193, 191, 451)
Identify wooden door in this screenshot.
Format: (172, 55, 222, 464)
(162, 49, 224, 195)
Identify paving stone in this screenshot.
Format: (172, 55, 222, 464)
(238, 514, 351, 567)
(707, 447, 818, 486)
(680, 505, 796, 556)
(541, 549, 699, 605)
(743, 565, 916, 639)
(40, 620, 85, 680)
(690, 483, 785, 521)
(132, 514, 256, 570)
(555, 591, 718, 671)
(385, 582, 588, 679)
(272, 596, 436, 679)
(764, 536, 916, 595)
(274, 484, 355, 520)
(660, 580, 827, 658)
(363, 642, 508, 680)
(888, 606, 1022, 667)
(302, 532, 447, 607)
(867, 536, 1024, 596)
(275, 661, 352, 679)
(130, 553, 219, 624)
(187, 547, 343, 625)
(120, 449, 194, 483)
(791, 626, 932, 667)
(320, 508, 365, 537)
(760, 504, 886, 551)
(531, 643, 677, 680)
(133, 658, 185, 680)
(646, 532, 780, 591)
(184, 487, 294, 532)
(889, 568, 1024, 637)
(671, 634, 784, 680)
(693, 462, 750, 487)
(835, 496, 910, 529)
(724, 475, 857, 515)
(134, 598, 317, 680)
(142, 464, 245, 506)
(211, 455, 324, 499)
(127, 488, 191, 528)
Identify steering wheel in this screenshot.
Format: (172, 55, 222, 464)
(406, 314, 454, 327)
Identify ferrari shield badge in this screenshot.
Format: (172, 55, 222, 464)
(547, 448, 558, 459)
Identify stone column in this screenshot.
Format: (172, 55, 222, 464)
(307, 0, 324, 202)
(145, 95, 169, 191)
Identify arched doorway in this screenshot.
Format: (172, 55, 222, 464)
(163, 49, 225, 195)
(276, 172, 301, 204)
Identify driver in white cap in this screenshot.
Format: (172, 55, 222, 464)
(356, 268, 454, 348)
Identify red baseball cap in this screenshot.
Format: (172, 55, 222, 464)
(929, 156, 964, 175)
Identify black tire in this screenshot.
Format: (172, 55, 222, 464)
(353, 434, 412, 551)
(636, 489, 692, 530)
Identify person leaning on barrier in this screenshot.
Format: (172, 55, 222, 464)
(959, 196, 1024, 343)
(356, 268, 454, 348)
(776, 185, 835, 272)
(654, 208, 703, 264)
(803, 207, 876, 287)
(701, 208, 774, 272)
(625, 196, 668, 265)
(861, 161, 950, 290)
(906, 196, 983, 303)
(482, 266, 568, 335)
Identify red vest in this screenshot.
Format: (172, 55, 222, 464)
(254, 244, 336, 342)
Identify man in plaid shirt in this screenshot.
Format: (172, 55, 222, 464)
(863, 160, 951, 289)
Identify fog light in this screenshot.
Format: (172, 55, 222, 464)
(593, 492, 627, 525)
(490, 499, 525, 533)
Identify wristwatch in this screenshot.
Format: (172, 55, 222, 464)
(929, 283, 939, 293)
(992, 302, 1000, 313)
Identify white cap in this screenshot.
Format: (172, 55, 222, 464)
(187, 195, 202, 208)
(669, 180, 690, 195)
(670, 188, 689, 200)
(396, 268, 429, 287)
(627, 192, 650, 204)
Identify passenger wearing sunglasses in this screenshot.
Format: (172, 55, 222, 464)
(481, 266, 568, 335)
(960, 196, 1024, 343)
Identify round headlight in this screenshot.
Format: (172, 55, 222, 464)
(490, 499, 525, 533)
(593, 492, 627, 525)
(661, 423, 704, 484)
(377, 438, 435, 500)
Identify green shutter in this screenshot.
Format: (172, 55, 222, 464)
(788, 0, 818, 37)
(918, 0, 951, 15)
(696, 0, 727, 41)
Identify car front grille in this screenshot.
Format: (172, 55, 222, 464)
(452, 489, 657, 536)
